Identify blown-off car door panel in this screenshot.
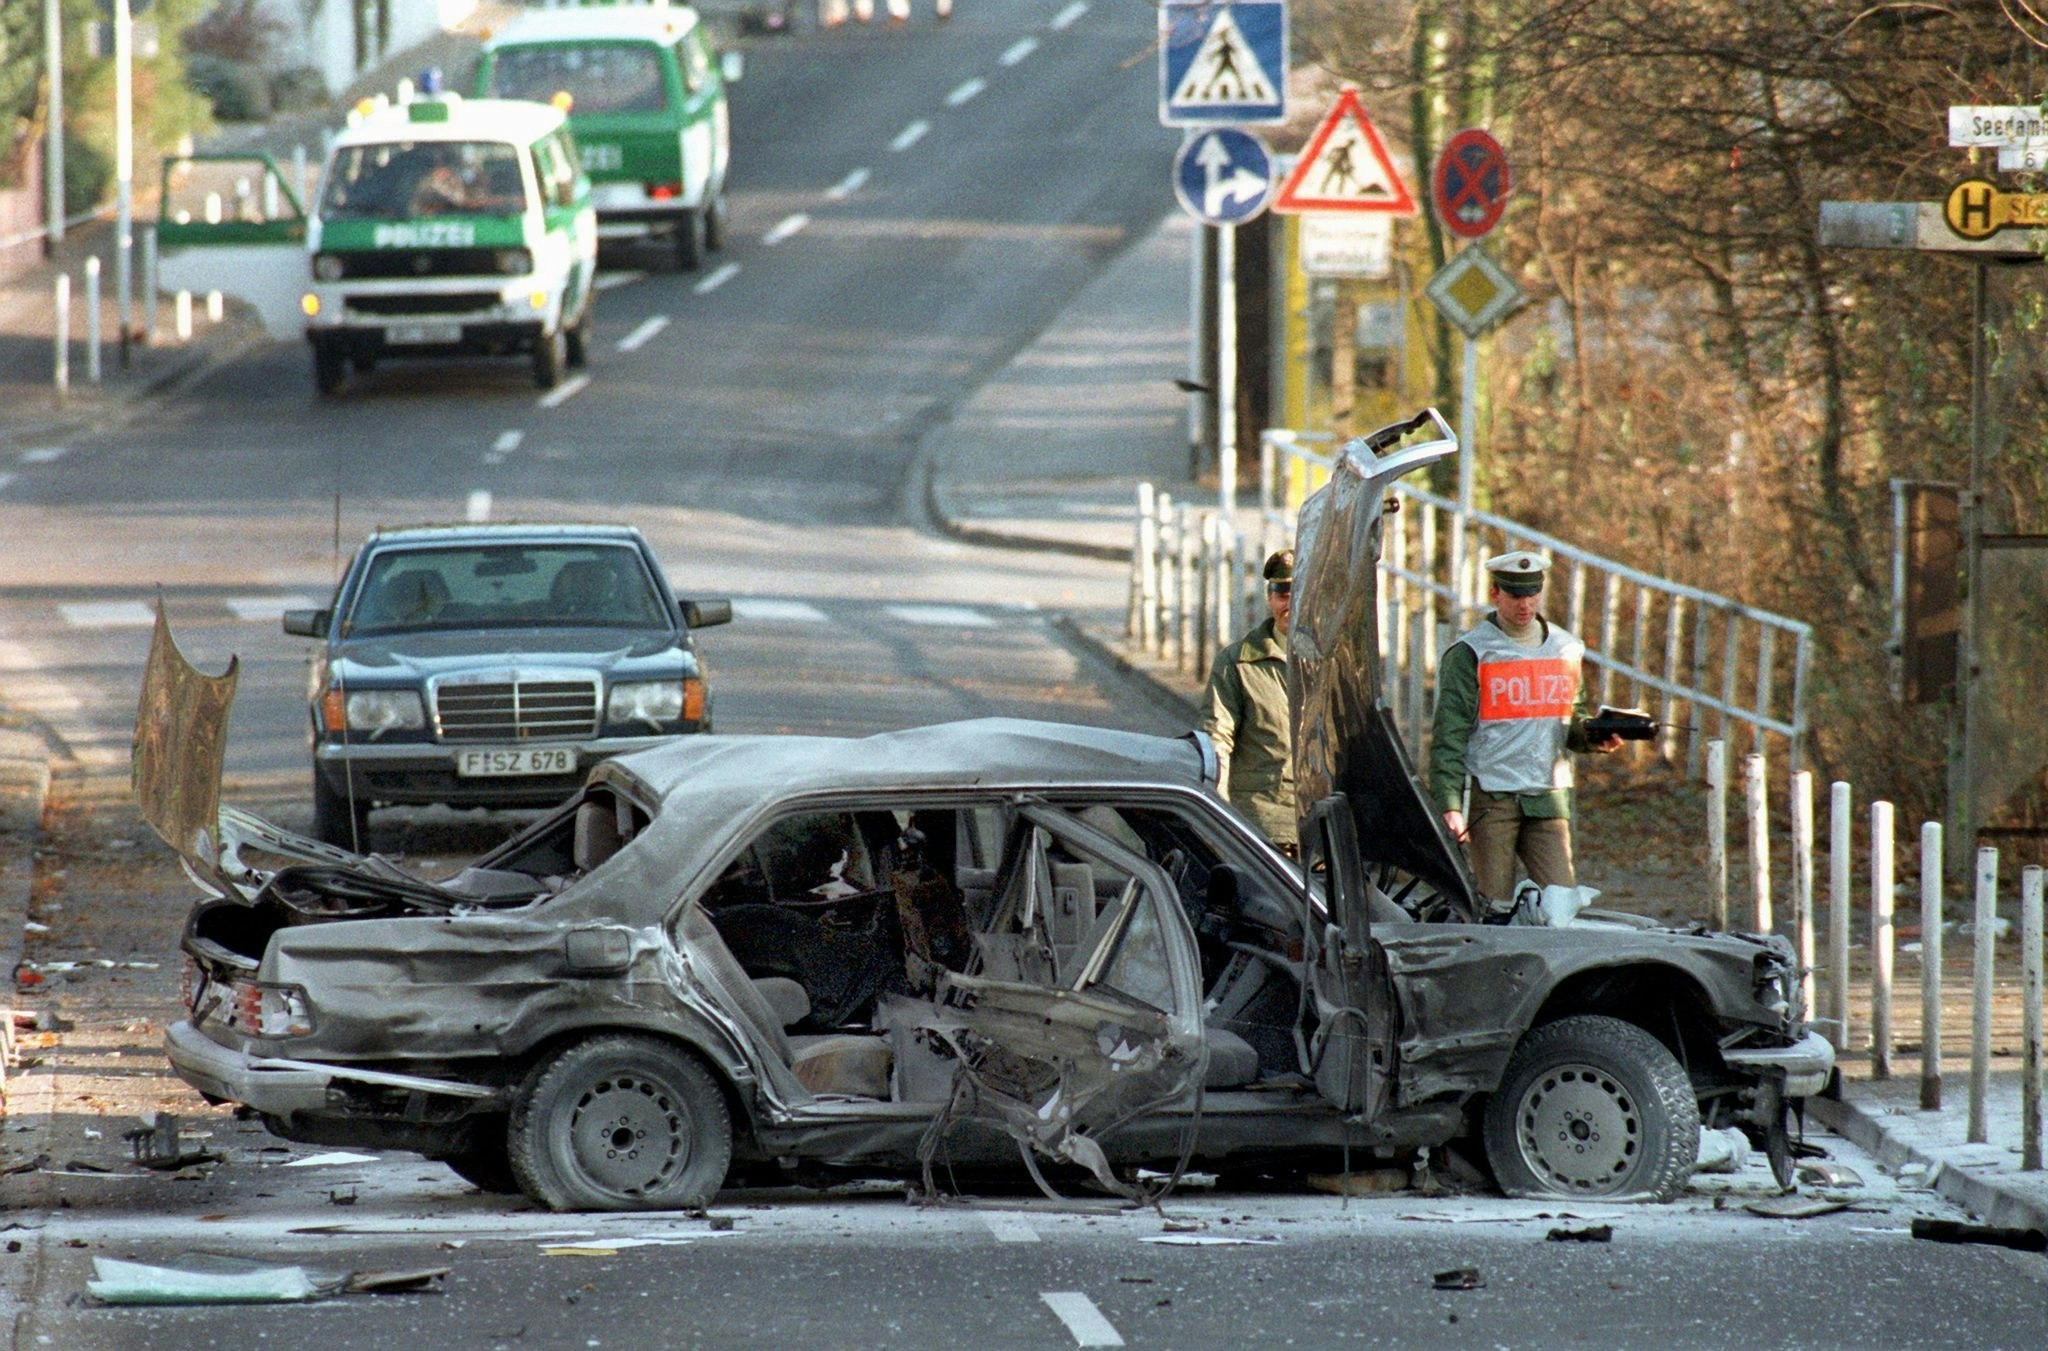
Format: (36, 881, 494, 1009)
(1300, 796, 1395, 1118)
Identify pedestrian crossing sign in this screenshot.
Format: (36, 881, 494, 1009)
(1159, 0, 1287, 127)
(1271, 85, 1418, 216)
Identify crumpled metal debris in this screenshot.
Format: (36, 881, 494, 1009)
(1432, 1267, 1485, 1290)
(1545, 1224, 1613, 1242)
(87, 1253, 449, 1305)
(123, 1114, 219, 1171)
(1909, 1218, 2047, 1252)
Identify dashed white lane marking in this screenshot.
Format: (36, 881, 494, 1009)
(982, 1214, 1039, 1243)
(59, 601, 156, 628)
(762, 213, 810, 246)
(890, 120, 930, 152)
(827, 167, 871, 201)
(694, 262, 741, 294)
(20, 446, 66, 463)
(731, 598, 828, 624)
(618, 315, 670, 352)
(227, 596, 317, 622)
(0, 640, 40, 671)
(594, 271, 644, 292)
(537, 373, 590, 409)
(945, 77, 987, 107)
(0, 473, 15, 493)
(493, 430, 524, 454)
(466, 490, 492, 523)
(1000, 37, 1039, 66)
(886, 604, 996, 628)
(1050, 0, 1087, 30)
(1040, 1293, 1122, 1348)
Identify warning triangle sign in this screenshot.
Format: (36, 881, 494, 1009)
(1169, 8, 1278, 109)
(1272, 87, 1418, 216)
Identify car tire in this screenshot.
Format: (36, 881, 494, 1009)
(674, 208, 704, 271)
(704, 192, 726, 252)
(565, 302, 593, 370)
(509, 1035, 732, 1212)
(1481, 1014, 1699, 1202)
(310, 770, 370, 852)
(439, 1120, 520, 1193)
(533, 322, 567, 389)
(312, 340, 347, 396)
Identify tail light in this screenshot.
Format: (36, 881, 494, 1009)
(648, 182, 683, 200)
(225, 979, 315, 1038)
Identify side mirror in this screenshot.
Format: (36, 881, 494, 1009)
(682, 598, 732, 629)
(721, 50, 744, 84)
(282, 608, 331, 638)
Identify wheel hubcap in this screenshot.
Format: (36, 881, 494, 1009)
(566, 1073, 689, 1196)
(1515, 1063, 1641, 1192)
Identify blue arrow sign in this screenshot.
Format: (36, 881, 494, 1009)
(1173, 128, 1273, 226)
(1160, 0, 1287, 127)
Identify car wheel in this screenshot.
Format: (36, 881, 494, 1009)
(509, 1035, 732, 1212)
(533, 322, 567, 389)
(350, 352, 378, 375)
(674, 208, 704, 271)
(312, 340, 346, 396)
(565, 302, 593, 370)
(439, 1121, 520, 1193)
(310, 770, 370, 852)
(704, 192, 726, 252)
(1481, 1014, 1699, 1202)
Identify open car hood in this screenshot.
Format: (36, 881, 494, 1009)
(1287, 410, 1479, 917)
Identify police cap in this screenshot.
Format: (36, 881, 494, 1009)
(1484, 549, 1548, 596)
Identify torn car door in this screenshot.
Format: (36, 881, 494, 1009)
(915, 803, 1205, 1195)
(1299, 795, 1396, 1121)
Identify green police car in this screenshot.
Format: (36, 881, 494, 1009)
(476, 2, 739, 269)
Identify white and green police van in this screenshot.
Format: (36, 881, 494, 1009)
(475, 2, 739, 269)
(157, 92, 598, 394)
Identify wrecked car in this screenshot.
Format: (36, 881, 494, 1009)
(145, 411, 1831, 1212)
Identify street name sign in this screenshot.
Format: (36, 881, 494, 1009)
(1948, 105, 2048, 171)
(1299, 213, 1392, 277)
(1271, 86, 1417, 216)
(1432, 128, 1510, 239)
(1173, 128, 1274, 226)
(1424, 247, 1525, 339)
(1159, 0, 1287, 127)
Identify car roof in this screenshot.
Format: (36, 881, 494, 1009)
(486, 5, 702, 48)
(333, 96, 566, 149)
(362, 523, 649, 550)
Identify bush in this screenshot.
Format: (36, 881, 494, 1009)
(184, 53, 270, 122)
(267, 66, 330, 114)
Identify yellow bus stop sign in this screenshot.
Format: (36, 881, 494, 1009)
(1944, 179, 2048, 239)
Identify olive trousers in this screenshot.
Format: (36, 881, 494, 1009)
(1465, 788, 1575, 903)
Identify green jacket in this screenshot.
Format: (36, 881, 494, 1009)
(1428, 614, 1596, 820)
(1199, 617, 1296, 845)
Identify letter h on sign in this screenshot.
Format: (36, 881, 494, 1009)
(1957, 183, 1996, 234)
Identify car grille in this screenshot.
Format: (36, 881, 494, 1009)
(330, 249, 507, 280)
(432, 675, 600, 742)
(347, 292, 502, 316)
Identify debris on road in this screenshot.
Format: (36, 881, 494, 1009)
(1308, 1169, 1409, 1196)
(1432, 1267, 1485, 1290)
(1909, 1218, 2048, 1252)
(1742, 1196, 1852, 1220)
(87, 1253, 448, 1305)
(1795, 1161, 1863, 1189)
(124, 1114, 219, 1171)
(282, 1151, 380, 1168)
(1693, 1127, 1750, 1175)
(1140, 1234, 1281, 1247)
(1545, 1224, 1613, 1243)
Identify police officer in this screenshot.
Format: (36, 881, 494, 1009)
(1200, 550, 1297, 855)
(1429, 550, 1622, 903)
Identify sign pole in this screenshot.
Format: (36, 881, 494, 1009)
(43, 0, 64, 251)
(1218, 222, 1237, 528)
(1949, 259, 1987, 871)
(114, 0, 135, 363)
(1454, 330, 1478, 615)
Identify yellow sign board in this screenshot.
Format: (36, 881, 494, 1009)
(1943, 179, 2048, 239)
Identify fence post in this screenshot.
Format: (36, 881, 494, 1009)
(1920, 821, 1943, 1111)
(1829, 782, 1853, 1051)
(1175, 504, 1195, 674)
(1791, 771, 1815, 1021)
(175, 290, 193, 342)
(1871, 800, 1895, 1080)
(53, 274, 70, 404)
(1970, 847, 1999, 1145)
(1131, 483, 1155, 643)
(2022, 866, 2042, 1171)
(1746, 752, 1771, 933)
(1155, 492, 1175, 658)
(1214, 521, 1234, 656)
(1688, 603, 1713, 780)
(85, 256, 102, 384)
(1706, 741, 1728, 930)
(1660, 597, 1686, 766)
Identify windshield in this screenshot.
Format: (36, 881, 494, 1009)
(488, 42, 670, 114)
(346, 544, 670, 634)
(319, 140, 527, 219)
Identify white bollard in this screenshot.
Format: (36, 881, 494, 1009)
(1871, 800, 1894, 1080)
(52, 274, 69, 403)
(1746, 752, 1771, 933)
(1791, 771, 1815, 1022)
(1132, 483, 1156, 645)
(84, 256, 101, 383)
(1175, 504, 1195, 673)
(141, 225, 159, 344)
(1829, 782, 1853, 1051)
(2022, 866, 2042, 1171)
(1706, 740, 1728, 930)
(206, 290, 223, 323)
(1920, 821, 1943, 1111)
(1969, 846, 1998, 1145)
(175, 290, 193, 342)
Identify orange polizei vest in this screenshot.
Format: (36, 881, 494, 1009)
(1452, 618, 1585, 795)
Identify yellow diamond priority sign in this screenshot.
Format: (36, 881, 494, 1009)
(1424, 247, 1525, 339)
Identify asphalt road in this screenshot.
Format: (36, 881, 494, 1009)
(4, 5, 2047, 1347)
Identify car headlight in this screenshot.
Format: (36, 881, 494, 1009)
(312, 253, 345, 281)
(496, 248, 533, 276)
(341, 689, 426, 736)
(608, 679, 685, 727)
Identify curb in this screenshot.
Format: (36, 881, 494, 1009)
(3, 323, 272, 445)
(1809, 1094, 2048, 1234)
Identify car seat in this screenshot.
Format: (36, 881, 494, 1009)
(362, 569, 450, 626)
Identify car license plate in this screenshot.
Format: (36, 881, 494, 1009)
(386, 322, 461, 345)
(456, 747, 577, 777)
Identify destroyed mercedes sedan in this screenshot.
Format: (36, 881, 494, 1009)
(143, 412, 1832, 1212)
